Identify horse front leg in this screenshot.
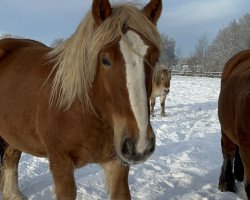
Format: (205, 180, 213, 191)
(49, 154, 76, 200)
(218, 131, 236, 193)
(1, 145, 26, 200)
(160, 94, 167, 117)
(102, 160, 131, 200)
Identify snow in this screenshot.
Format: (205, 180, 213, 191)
(2, 76, 247, 199)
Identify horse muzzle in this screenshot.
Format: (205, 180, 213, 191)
(118, 134, 155, 165)
(164, 88, 170, 93)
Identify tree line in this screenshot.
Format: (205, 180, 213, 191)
(1, 12, 249, 75)
(0, 32, 179, 69)
(187, 13, 250, 74)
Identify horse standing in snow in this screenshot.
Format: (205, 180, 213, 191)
(0, 0, 163, 199)
(218, 50, 250, 199)
(150, 64, 171, 117)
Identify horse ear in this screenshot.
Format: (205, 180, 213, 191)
(143, 0, 162, 24)
(92, 0, 112, 25)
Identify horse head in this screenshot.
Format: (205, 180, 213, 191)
(159, 67, 171, 93)
(91, 0, 162, 165)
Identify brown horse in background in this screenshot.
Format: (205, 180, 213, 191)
(150, 64, 171, 117)
(0, 0, 163, 199)
(218, 50, 250, 199)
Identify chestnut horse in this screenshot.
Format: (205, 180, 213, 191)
(0, 0, 163, 199)
(150, 64, 171, 117)
(218, 50, 250, 199)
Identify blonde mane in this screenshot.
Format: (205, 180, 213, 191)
(48, 4, 162, 109)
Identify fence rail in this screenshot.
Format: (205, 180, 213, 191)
(171, 70, 222, 78)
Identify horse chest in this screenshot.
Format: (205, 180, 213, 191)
(153, 87, 167, 97)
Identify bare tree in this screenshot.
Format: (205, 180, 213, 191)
(206, 13, 250, 72)
(175, 46, 182, 64)
(184, 33, 209, 74)
(194, 33, 209, 72)
(50, 38, 64, 48)
(0, 33, 24, 39)
(161, 34, 178, 68)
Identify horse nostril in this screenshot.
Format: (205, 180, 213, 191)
(148, 144, 155, 154)
(148, 137, 155, 155)
(121, 138, 134, 157)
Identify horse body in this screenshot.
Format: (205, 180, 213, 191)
(218, 50, 250, 198)
(0, 39, 50, 156)
(150, 64, 171, 117)
(0, 0, 163, 199)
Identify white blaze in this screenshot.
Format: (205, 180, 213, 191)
(119, 30, 149, 153)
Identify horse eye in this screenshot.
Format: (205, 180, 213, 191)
(101, 57, 111, 67)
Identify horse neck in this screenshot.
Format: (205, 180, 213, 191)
(73, 100, 105, 125)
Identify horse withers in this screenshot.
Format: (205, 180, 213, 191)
(150, 64, 171, 117)
(218, 50, 250, 199)
(0, 0, 163, 199)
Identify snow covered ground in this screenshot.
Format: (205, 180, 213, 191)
(3, 76, 247, 199)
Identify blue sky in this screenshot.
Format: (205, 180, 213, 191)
(0, 0, 249, 56)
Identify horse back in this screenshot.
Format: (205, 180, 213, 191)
(0, 38, 48, 60)
(0, 38, 52, 96)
